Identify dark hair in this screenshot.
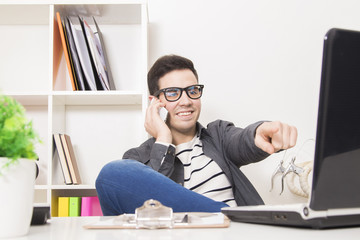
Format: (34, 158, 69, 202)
(147, 55, 198, 95)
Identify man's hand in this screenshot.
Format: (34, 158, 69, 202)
(144, 97, 172, 143)
(255, 121, 298, 154)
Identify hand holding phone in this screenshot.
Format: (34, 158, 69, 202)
(147, 98, 172, 143)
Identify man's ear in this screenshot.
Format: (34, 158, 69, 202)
(149, 95, 159, 103)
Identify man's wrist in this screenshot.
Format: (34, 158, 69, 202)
(155, 141, 175, 148)
(156, 135, 172, 145)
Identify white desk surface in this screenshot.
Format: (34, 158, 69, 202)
(14, 216, 360, 240)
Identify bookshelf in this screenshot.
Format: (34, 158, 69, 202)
(0, 0, 148, 217)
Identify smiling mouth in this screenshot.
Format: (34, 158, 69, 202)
(177, 111, 193, 117)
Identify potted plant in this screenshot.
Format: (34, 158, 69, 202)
(0, 95, 41, 238)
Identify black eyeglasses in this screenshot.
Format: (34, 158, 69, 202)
(154, 84, 204, 102)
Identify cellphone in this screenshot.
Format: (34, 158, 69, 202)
(159, 107, 168, 121)
(151, 98, 168, 121)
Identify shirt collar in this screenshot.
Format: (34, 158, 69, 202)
(196, 122, 209, 139)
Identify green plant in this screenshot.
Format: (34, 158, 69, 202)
(0, 95, 41, 172)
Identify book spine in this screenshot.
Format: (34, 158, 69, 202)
(58, 197, 69, 217)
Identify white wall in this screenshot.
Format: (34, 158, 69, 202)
(147, 0, 360, 204)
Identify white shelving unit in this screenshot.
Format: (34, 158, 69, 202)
(0, 0, 148, 217)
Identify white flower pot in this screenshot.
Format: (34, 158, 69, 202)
(0, 158, 36, 239)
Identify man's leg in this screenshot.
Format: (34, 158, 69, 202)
(96, 159, 229, 216)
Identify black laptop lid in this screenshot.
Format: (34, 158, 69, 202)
(310, 28, 360, 211)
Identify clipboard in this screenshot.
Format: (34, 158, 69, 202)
(84, 199, 230, 229)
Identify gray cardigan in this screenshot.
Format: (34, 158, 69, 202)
(123, 119, 269, 206)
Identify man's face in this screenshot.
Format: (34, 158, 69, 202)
(157, 69, 201, 137)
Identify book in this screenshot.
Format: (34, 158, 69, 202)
(63, 18, 85, 91)
(69, 197, 81, 217)
(82, 17, 110, 90)
(60, 134, 82, 185)
(64, 16, 88, 90)
(68, 16, 98, 90)
(93, 16, 116, 90)
(56, 12, 78, 91)
(81, 196, 103, 216)
(58, 197, 70, 217)
(79, 16, 106, 91)
(53, 134, 72, 184)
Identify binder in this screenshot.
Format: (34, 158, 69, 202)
(55, 12, 78, 91)
(64, 16, 88, 90)
(79, 16, 107, 90)
(81, 17, 110, 90)
(81, 196, 103, 216)
(68, 16, 97, 90)
(93, 16, 116, 90)
(58, 197, 70, 217)
(69, 197, 81, 217)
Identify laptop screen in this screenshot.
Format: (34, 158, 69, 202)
(310, 28, 360, 210)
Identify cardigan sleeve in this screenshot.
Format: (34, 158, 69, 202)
(206, 120, 269, 167)
(122, 138, 177, 177)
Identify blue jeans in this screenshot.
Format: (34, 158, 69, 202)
(95, 159, 229, 216)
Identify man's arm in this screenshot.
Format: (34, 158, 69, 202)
(222, 121, 270, 166)
(210, 120, 297, 167)
(122, 139, 176, 177)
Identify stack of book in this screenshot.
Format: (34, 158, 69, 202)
(58, 196, 103, 217)
(53, 133, 81, 185)
(56, 12, 115, 91)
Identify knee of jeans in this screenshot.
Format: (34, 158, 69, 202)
(96, 159, 143, 184)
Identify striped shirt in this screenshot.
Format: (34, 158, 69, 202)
(175, 135, 237, 207)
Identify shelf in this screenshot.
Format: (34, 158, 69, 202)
(55, 3, 142, 25)
(52, 91, 143, 105)
(50, 188, 98, 203)
(1, 0, 148, 216)
(51, 184, 95, 190)
(36, 184, 96, 190)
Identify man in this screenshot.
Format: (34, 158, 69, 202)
(96, 55, 297, 216)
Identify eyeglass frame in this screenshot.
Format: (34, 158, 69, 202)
(153, 84, 204, 102)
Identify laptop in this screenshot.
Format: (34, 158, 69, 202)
(221, 28, 360, 229)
